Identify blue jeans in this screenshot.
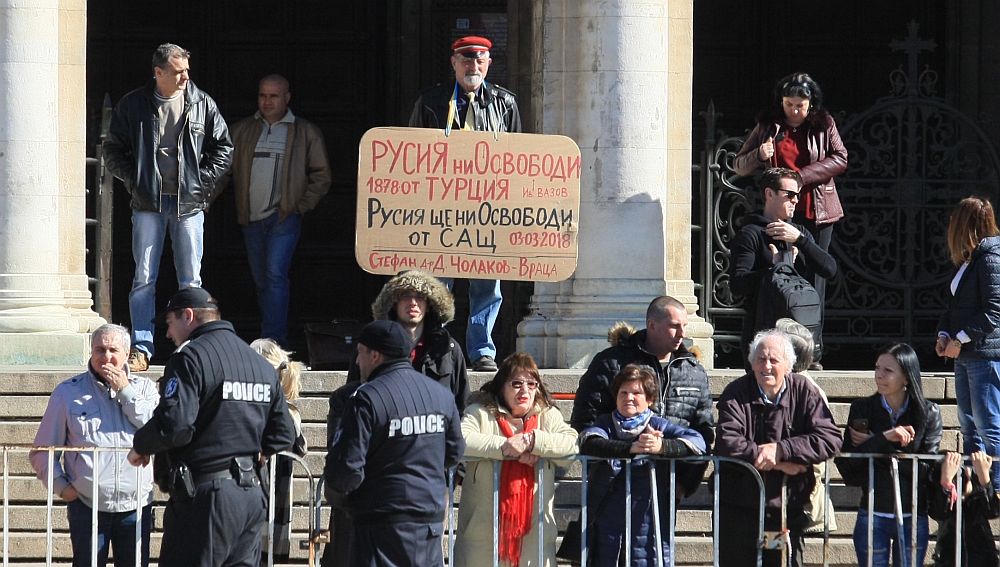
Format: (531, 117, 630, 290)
(439, 278, 501, 359)
(242, 212, 302, 346)
(129, 195, 203, 358)
(66, 499, 152, 567)
(853, 511, 928, 567)
(953, 357, 1000, 490)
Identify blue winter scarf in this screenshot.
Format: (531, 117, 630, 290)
(611, 409, 654, 440)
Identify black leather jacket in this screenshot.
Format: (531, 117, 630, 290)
(835, 393, 943, 514)
(104, 79, 233, 216)
(408, 81, 521, 134)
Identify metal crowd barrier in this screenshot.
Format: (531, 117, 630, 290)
(1, 445, 321, 567)
(837, 452, 967, 567)
(442, 454, 767, 567)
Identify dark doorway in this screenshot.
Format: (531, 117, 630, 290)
(87, 0, 525, 364)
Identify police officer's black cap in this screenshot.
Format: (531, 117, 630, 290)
(159, 287, 218, 319)
(357, 320, 413, 358)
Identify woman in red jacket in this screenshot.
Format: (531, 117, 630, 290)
(734, 72, 848, 368)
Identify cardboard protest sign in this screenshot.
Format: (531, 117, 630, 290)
(356, 127, 581, 282)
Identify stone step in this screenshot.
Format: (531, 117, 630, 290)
(0, 531, 883, 566)
(0, 367, 955, 401)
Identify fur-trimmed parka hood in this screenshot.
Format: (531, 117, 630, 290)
(371, 270, 456, 325)
(605, 320, 701, 360)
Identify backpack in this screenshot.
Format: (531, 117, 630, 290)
(755, 253, 822, 345)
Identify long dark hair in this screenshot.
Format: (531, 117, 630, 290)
(757, 71, 831, 129)
(877, 343, 928, 435)
(479, 352, 554, 411)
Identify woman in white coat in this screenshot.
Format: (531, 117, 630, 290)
(454, 352, 578, 567)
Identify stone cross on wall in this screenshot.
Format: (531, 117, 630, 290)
(889, 20, 936, 96)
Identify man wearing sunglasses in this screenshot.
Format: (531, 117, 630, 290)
(728, 167, 837, 359)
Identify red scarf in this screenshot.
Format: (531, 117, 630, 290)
(497, 413, 538, 566)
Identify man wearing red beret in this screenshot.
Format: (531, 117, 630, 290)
(408, 35, 522, 373)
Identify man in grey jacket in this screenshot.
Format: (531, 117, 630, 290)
(30, 324, 160, 567)
(104, 43, 233, 372)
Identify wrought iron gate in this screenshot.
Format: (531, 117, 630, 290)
(695, 22, 1000, 369)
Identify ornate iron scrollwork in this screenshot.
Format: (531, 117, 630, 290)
(696, 21, 1000, 368)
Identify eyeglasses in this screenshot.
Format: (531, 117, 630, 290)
(777, 189, 800, 201)
(508, 379, 539, 391)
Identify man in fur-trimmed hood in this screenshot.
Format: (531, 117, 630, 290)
(570, 296, 714, 495)
(366, 270, 469, 411)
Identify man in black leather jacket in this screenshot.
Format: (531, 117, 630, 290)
(571, 295, 715, 495)
(407, 35, 521, 373)
(104, 43, 233, 372)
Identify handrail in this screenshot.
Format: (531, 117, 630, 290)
(1, 445, 983, 567)
(1, 444, 320, 567)
(447, 454, 767, 567)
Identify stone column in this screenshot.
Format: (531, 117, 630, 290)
(0, 0, 102, 365)
(517, 0, 713, 368)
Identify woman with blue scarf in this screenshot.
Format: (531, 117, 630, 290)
(578, 364, 706, 566)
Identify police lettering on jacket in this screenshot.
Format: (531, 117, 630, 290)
(222, 381, 272, 403)
(388, 413, 446, 438)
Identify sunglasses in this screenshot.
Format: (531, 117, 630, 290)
(508, 379, 539, 391)
(776, 189, 800, 201)
(782, 81, 812, 98)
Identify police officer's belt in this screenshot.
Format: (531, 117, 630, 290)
(192, 468, 235, 485)
(353, 510, 441, 525)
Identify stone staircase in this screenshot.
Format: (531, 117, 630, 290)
(0, 366, 968, 565)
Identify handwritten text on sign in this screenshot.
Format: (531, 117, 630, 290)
(355, 127, 581, 282)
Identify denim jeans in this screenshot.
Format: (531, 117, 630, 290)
(953, 357, 1000, 490)
(66, 499, 153, 567)
(853, 511, 928, 567)
(439, 278, 501, 359)
(242, 212, 302, 346)
(129, 195, 204, 358)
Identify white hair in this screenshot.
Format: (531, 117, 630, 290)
(748, 329, 797, 369)
(92, 323, 131, 352)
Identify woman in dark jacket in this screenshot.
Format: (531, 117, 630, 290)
(733, 72, 848, 367)
(579, 364, 706, 567)
(836, 343, 942, 567)
(937, 196, 1000, 492)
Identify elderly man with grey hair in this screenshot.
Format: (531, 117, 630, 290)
(30, 324, 159, 567)
(714, 329, 841, 567)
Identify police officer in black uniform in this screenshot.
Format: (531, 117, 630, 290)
(127, 288, 295, 567)
(325, 320, 464, 566)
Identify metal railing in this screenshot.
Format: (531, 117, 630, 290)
(438, 455, 767, 567)
(3, 445, 321, 567)
(837, 452, 968, 567)
(4, 447, 982, 567)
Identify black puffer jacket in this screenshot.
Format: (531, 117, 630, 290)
(938, 236, 1000, 360)
(408, 81, 521, 134)
(104, 79, 233, 216)
(835, 393, 943, 515)
(570, 323, 715, 447)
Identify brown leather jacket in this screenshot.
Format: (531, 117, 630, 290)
(733, 112, 848, 225)
(216, 113, 331, 225)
